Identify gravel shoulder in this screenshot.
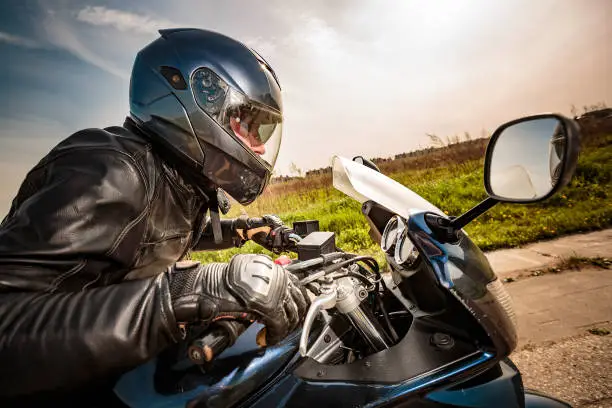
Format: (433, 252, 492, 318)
(505, 266, 612, 407)
(511, 333, 612, 407)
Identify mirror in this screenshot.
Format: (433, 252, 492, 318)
(352, 156, 381, 173)
(484, 115, 579, 202)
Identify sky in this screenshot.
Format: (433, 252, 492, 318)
(0, 0, 610, 215)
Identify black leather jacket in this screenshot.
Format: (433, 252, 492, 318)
(0, 119, 242, 404)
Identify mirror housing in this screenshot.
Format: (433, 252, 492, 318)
(352, 156, 381, 173)
(484, 113, 581, 203)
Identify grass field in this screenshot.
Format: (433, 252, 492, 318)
(191, 132, 612, 265)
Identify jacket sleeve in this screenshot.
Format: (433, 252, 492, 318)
(193, 217, 244, 251)
(0, 147, 180, 396)
(0, 274, 178, 397)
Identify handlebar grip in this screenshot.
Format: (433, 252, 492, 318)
(246, 217, 268, 228)
(246, 226, 271, 240)
(188, 320, 249, 364)
(234, 217, 268, 230)
(234, 217, 271, 241)
(256, 327, 267, 347)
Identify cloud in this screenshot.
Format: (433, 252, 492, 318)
(76, 6, 176, 35)
(41, 16, 129, 79)
(242, 36, 278, 60)
(0, 31, 47, 49)
(0, 115, 70, 216)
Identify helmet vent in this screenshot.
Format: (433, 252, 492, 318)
(160, 66, 187, 90)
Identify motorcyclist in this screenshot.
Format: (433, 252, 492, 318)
(0, 28, 308, 406)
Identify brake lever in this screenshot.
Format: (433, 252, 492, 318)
(299, 278, 338, 357)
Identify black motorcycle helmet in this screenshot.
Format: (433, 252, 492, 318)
(129, 28, 283, 205)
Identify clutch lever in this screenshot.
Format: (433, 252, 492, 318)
(299, 277, 338, 357)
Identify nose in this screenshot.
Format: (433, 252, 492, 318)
(251, 143, 266, 155)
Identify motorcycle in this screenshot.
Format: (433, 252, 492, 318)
(114, 113, 581, 407)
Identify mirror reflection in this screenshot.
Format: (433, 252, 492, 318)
(489, 118, 566, 200)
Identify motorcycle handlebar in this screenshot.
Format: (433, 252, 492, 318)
(233, 217, 268, 230)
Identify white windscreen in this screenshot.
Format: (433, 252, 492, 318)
(332, 156, 444, 219)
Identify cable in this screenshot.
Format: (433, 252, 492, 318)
(376, 296, 399, 342)
(356, 263, 380, 293)
(322, 256, 379, 275)
(362, 258, 380, 274)
(286, 252, 352, 273)
(351, 258, 397, 342)
(348, 259, 396, 342)
(344, 271, 376, 291)
(305, 282, 321, 296)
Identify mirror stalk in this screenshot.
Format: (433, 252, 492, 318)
(449, 197, 499, 230)
(425, 198, 499, 243)
(352, 156, 381, 173)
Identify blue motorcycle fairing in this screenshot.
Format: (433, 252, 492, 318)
(406, 212, 518, 356)
(243, 352, 497, 408)
(524, 390, 572, 408)
(426, 362, 573, 408)
(426, 359, 524, 408)
(114, 324, 298, 408)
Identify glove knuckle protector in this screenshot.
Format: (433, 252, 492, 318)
(262, 214, 283, 228)
(225, 254, 288, 317)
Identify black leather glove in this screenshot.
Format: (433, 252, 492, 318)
(234, 214, 299, 254)
(167, 254, 309, 345)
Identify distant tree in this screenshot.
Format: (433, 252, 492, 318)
(446, 134, 460, 145)
(582, 102, 608, 115)
(426, 133, 445, 147)
(289, 162, 303, 178)
(570, 104, 578, 118)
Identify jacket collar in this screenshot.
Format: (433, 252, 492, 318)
(123, 117, 216, 203)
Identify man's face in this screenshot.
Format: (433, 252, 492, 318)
(229, 116, 266, 156)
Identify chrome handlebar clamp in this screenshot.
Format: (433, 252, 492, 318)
(299, 277, 338, 357)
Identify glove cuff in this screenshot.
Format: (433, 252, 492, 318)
(167, 261, 221, 323)
(168, 262, 200, 300)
